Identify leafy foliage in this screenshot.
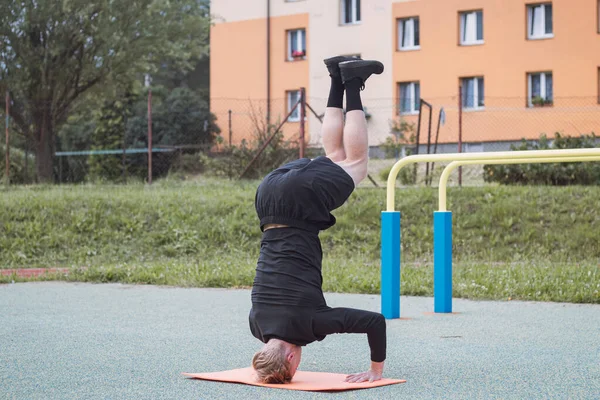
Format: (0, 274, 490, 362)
(378, 164, 417, 186)
(378, 118, 417, 185)
(54, 86, 219, 183)
(0, 145, 33, 184)
(484, 133, 600, 185)
(380, 118, 416, 159)
(207, 132, 297, 180)
(127, 87, 220, 148)
(0, 0, 211, 181)
(88, 91, 138, 181)
(205, 105, 297, 179)
(169, 153, 207, 176)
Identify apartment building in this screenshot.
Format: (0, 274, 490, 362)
(211, 0, 600, 151)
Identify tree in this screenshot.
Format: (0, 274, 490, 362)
(88, 90, 138, 181)
(0, 0, 210, 182)
(128, 87, 219, 148)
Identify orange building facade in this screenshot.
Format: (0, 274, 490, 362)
(211, 0, 600, 151)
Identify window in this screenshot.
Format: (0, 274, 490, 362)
(287, 91, 301, 121)
(341, 0, 361, 25)
(528, 72, 553, 107)
(397, 17, 420, 51)
(398, 82, 421, 114)
(527, 3, 553, 39)
(287, 29, 306, 61)
(461, 77, 485, 110)
(459, 11, 483, 45)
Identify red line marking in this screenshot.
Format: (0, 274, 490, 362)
(1, 268, 71, 278)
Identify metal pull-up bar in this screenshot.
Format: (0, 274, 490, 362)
(382, 148, 600, 319)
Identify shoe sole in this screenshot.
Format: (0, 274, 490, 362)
(324, 55, 361, 66)
(339, 60, 384, 74)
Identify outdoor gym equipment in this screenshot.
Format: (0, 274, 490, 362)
(381, 148, 600, 319)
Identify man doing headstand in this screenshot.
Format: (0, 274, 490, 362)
(250, 56, 386, 384)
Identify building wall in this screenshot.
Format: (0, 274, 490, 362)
(392, 0, 600, 145)
(211, 5, 309, 145)
(211, 0, 600, 147)
(211, 0, 396, 147)
(307, 0, 395, 147)
(270, 13, 310, 126)
(211, 0, 310, 23)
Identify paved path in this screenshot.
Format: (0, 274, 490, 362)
(1, 282, 599, 399)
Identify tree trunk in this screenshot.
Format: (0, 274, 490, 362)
(35, 111, 55, 183)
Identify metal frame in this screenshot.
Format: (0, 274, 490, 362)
(381, 149, 600, 319)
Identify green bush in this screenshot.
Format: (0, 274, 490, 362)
(484, 133, 600, 185)
(205, 120, 297, 180)
(127, 87, 220, 150)
(1, 145, 34, 184)
(380, 118, 416, 159)
(380, 137, 404, 159)
(88, 95, 136, 182)
(379, 164, 416, 185)
(169, 153, 206, 175)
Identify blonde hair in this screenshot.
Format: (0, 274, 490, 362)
(251, 342, 292, 384)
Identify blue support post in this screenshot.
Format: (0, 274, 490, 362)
(434, 211, 453, 313)
(381, 211, 401, 319)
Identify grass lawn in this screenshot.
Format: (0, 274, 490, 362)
(1, 178, 598, 303)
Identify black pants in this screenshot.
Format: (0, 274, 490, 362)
(254, 156, 355, 233)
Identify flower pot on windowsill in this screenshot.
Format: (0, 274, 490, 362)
(531, 96, 553, 108)
(291, 51, 306, 60)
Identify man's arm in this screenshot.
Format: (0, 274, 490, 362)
(313, 307, 386, 382)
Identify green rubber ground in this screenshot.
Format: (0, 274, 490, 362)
(1, 282, 598, 399)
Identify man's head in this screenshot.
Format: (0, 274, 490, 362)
(251, 339, 302, 384)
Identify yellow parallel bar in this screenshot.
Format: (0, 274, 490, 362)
(386, 148, 600, 211)
(437, 156, 600, 211)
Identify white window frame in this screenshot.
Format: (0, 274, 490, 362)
(459, 10, 484, 46)
(527, 72, 553, 107)
(397, 17, 420, 51)
(287, 29, 306, 61)
(341, 0, 361, 25)
(527, 3, 554, 40)
(287, 91, 301, 122)
(398, 82, 421, 115)
(461, 77, 485, 111)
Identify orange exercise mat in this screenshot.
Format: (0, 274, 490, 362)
(183, 367, 405, 392)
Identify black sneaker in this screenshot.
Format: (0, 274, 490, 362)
(339, 60, 384, 89)
(324, 55, 362, 78)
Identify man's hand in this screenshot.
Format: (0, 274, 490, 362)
(344, 361, 384, 383)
